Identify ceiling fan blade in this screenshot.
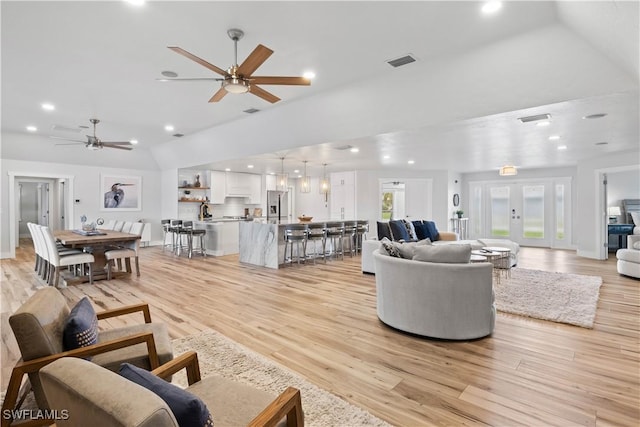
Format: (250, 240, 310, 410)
(157, 77, 224, 82)
(55, 142, 86, 146)
(168, 47, 228, 76)
(249, 76, 311, 86)
(102, 141, 133, 145)
(237, 44, 273, 77)
(208, 87, 228, 103)
(249, 85, 280, 104)
(50, 136, 87, 143)
(102, 144, 133, 151)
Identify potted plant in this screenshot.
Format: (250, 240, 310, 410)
(455, 209, 464, 218)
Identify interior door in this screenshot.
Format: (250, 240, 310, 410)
(37, 183, 50, 226)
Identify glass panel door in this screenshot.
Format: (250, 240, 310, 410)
(489, 186, 510, 237)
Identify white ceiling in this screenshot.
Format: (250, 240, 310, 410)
(1, 1, 638, 176)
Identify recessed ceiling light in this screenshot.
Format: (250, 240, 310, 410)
(303, 71, 316, 80)
(408, 160, 415, 165)
(294, 169, 300, 173)
(129, 139, 138, 145)
(383, 155, 390, 160)
(536, 121, 551, 127)
(583, 113, 607, 119)
(247, 164, 254, 169)
(164, 125, 174, 131)
(482, 1, 502, 14)
(26, 125, 37, 132)
(269, 172, 275, 175)
(161, 71, 178, 78)
(297, 175, 302, 178)
(41, 103, 55, 111)
(548, 135, 561, 141)
(557, 145, 567, 150)
(225, 168, 231, 172)
(350, 147, 360, 153)
(124, 0, 145, 6)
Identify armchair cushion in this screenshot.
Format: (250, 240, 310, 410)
(63, 297, 98, 354)
(119, 363, 213, 427)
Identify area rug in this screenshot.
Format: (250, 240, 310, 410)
(494, 268, 602, 328)
(172, 329, 391, 427)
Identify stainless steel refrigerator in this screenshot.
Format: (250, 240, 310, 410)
(267, 191, 288, 221)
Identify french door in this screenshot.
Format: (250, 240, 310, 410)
(469, 178, 572, 248)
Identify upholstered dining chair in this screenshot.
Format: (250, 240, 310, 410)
(40, 225, 95, 286)
(2, 287, 173, 426)
(104, 222, 145, 279)
(39, 352, 303, 427)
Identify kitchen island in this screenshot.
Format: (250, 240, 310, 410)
(194, 218, 251, 256)
(239, 219, 367, 269)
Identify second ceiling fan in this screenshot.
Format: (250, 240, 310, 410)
(167, 29, 311, 104)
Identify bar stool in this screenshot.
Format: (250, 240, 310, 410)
(169, 220, 183, 254)
(343, 221, 358, 257)
(182, 221, 207, 259)
(306, 222, 327, 264)
(161, 219, 172, 251)
(324, 221, 345, 260)
(283, 224, 309, 265)
(355, 220, 369, 254)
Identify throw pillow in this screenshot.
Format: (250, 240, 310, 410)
(393, 238, 431, 259)
(380, 238, 401, 258)
(412, 244, 472, 263)
(424, 221, 440, 241)
(413, 222, 430, 240)
(389, 220, 411, 241)
(631, 211, 640, 226)
(63, 297, 98, 354)
(377, 221, 392, 241)
(119, 363, 214, 427)
(404, 220, 418, 241)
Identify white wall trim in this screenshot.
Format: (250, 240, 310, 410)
(7, 171, 75, 259)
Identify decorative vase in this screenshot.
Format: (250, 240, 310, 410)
(194, 174, 201, 187)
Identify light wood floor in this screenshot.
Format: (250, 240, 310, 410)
(2, 240, 639, 426)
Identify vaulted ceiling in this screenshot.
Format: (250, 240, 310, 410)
(2, 1, 638, 176)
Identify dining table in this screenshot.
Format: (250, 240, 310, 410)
(55, 229, 141, 284)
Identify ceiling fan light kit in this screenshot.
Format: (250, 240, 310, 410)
(167, 28, 310, 104)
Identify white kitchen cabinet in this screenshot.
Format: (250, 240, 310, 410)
(248, 174, 262, 204)
(330, 171, 356, 220)
(265, 174, 276, 191)
(210, 171, 226, 204)
(225, 172, 253, 196)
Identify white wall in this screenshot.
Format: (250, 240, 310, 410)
(293, 176, 330, 221)
(1, 159, 163, 257)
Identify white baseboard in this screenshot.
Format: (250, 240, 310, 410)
(576, 249, 602, 260)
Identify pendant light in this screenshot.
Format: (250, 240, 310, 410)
(499, 165, 518, 176)
(276, 157, 288, 191)
(319, 163, 330, 201)
(300, 160, 311, 193)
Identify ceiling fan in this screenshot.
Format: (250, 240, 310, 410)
(51, 119, 133, 151)
(165, 28, 310, 104)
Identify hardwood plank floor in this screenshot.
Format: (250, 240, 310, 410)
(2, 240, 639, 426)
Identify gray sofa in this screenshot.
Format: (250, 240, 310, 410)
(362, 237, 520, 274)
(373, 249, 495, 340)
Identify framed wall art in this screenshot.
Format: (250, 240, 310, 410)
(101, 174, 141, 211)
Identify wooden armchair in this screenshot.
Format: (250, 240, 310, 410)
(1, 287, 174, 427)
(38, 352, 304, 427)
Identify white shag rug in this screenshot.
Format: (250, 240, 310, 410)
(172, 329, 392, 427)
(494, 268, 602, 328)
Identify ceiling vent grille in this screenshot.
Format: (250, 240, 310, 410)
(52, 124, 81, 133)
(172, 133, 184, 138)
(243, 108, 260, 114)
(334, 144, 353, 151)
(387, 55, 416, 68)
(518, 113, 551, 123)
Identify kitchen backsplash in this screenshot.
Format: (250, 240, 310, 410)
(178, 197, 261, 220)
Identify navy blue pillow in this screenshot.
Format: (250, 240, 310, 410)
(389, 220, 410, 241)
(377, 221, 392, 240)
(63, 297, 98, 354)
(413, 223, 430, 240)
(424, 221, 440, 241)
(119, 363, 213, 427)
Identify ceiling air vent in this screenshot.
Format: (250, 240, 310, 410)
(51, 124, 81, 133)
(387, 55, 416, 68)
(172, 133, 184, 138)
(243, 108, 260, 114)
(334, 144, 353, 151)
(517, 113, 551, 123)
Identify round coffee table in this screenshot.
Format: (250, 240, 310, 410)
(482, 246, 512, 281)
